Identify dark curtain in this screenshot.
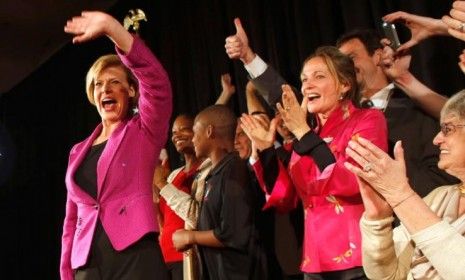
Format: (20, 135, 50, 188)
(0, 0, 463, 278)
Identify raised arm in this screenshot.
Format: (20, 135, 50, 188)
(215, 73, 236, 105)
(225, 18, 299, 106)
(224, 18, 256, 64)
(379, 40, 447, 119)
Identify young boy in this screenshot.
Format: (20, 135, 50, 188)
(172, 104, 265, 279)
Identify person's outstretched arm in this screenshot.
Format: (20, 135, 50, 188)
(215, 73, 236, 105)
(225, 18, 299, 106)
(379, 39, 447, 119)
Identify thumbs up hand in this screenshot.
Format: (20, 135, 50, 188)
(225, 18, 255, 64)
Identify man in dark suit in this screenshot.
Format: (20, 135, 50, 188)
(225, 20, 457, 197)
(336, 29, 458, 197)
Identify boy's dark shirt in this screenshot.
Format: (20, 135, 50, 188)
(198, 152, 265, 280)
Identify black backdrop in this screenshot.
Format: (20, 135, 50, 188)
(0, 0, 464, 278)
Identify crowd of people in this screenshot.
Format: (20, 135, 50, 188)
(60, 1, 465, 279)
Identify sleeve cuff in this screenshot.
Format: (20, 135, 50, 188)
(293, 131, 335, 170)
(411, 220, 454, 245)
(244, 54, 268, 79)
(159, 183, 178, 201)
(258, 147, 279, 193)
(360, 214, 395, 231)
(248, 156, 258, 165)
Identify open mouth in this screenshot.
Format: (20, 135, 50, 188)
(175, 139, 186, 145)
(101, 98, 117, 110)
(173, 137, 190, 146)
(307, 92, 321, 101)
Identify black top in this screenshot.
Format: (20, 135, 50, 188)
(198, 152, 266, 280)
(74, 141, 107, 199)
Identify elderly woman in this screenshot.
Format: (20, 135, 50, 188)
(345, 90, 465, 279)
(240, 46, 388, 279)
(60, 11, 171, 279)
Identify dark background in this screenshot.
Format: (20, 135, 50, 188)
(0, 0, 463, 278)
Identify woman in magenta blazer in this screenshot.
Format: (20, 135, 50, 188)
(60, 11, 171, 279)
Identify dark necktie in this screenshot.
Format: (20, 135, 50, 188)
(361, 99, 374, 108)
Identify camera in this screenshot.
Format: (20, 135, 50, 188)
(381, 22, 401, 50)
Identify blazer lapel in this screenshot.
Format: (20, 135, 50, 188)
(96, 119, 129, 196)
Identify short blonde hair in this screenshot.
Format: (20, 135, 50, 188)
(85, 54, 139, 109)
(441, 89, 465, 120)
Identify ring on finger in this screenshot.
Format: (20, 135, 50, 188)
(363, 163, 372, 172)
(457, 22, 465, 32)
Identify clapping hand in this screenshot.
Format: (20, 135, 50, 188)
(240, 113, 276, 151)
(276, 85, 310, 140)
(344, 137, 414, 209)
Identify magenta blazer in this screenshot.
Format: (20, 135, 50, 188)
(60, 37, 172, 280)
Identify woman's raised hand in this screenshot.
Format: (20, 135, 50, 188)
(65, 11, 115, 43)
(65, 11, 133, 53)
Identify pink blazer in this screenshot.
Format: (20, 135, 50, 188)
(60, 37, 172, 280)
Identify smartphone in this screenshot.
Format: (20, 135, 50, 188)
(381, 21, 401, 50)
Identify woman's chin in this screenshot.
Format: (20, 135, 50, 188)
(100, 113, 123, 124)
(99, 105, 128, 121)
(307, 105, 317, 114)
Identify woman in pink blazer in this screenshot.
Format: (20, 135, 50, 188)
(60, 11, 171, 279)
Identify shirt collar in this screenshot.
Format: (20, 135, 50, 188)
(368, 83, 395, 110)
(208, 152, 238, 177)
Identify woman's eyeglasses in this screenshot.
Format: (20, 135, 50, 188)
(440, 122, 465, 136)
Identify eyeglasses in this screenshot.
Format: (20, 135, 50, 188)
(440, 122, 465, 136)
